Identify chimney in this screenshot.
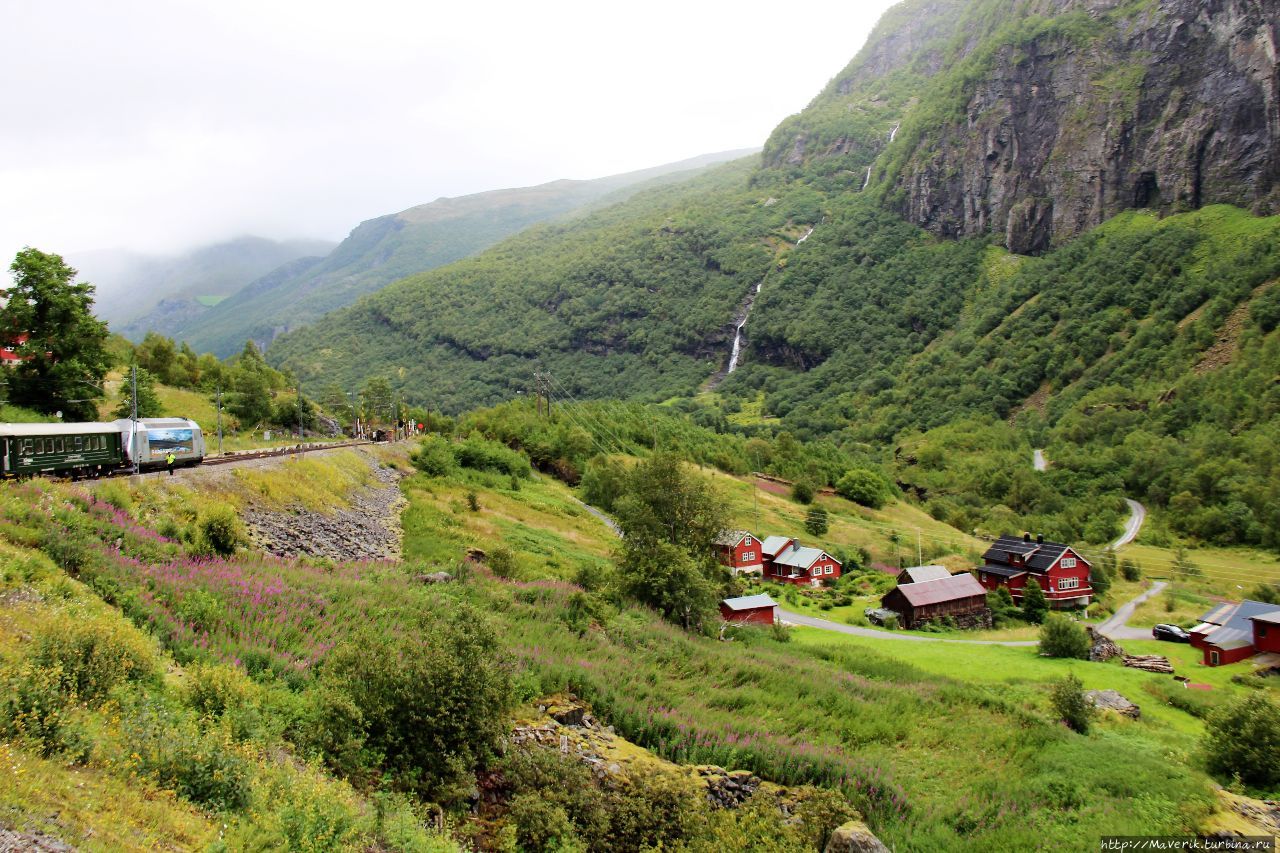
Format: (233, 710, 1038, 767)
(1036, 533, 1044, 545)
(1023, 532, 1031, 543)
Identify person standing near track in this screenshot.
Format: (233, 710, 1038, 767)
(166, 451, 176, 476)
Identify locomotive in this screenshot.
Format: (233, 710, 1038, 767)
(0, 417, 205, 478)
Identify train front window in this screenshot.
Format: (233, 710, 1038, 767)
(74, 436, 83, 451)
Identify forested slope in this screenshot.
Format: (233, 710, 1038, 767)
(269, 0, 1280, 550)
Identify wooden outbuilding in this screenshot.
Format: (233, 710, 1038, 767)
(881, 572, 990, 630)
(1190, 599, 1275, 666)
(896, 565, 951, 585)
(719, 594, 779, 626)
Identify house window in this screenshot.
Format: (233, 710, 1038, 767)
(744, 537, 752, 546)
(1260, 625, 1268, 638)
(1061, 557, 1077, 569)
(1058, 577, 1079, 591)
(742, 551, 755, 562)
(1210, 651, 1220, 666)
(825, 566, 834, 575)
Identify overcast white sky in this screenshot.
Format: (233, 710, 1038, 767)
(1, 0, 897, 266)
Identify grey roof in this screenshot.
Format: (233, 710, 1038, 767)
(899, 565, 952, 584)
(979, 564, 1027, 579)
(773, 545, 837, 569)
(0, 421, 120, 436)
(982, 534, 1088, 573)
(715, 530, 754, 547)
(721, 594, 778, 611)
(1197, 599, 1277, 649)
(1250, 610, 1280, 626)
(760, 536, 793, 558)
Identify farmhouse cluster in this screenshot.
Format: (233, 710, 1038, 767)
(1190, 599, 1280, 666)
(718, 530, 1099, 632)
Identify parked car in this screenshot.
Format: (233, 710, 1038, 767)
(1152, 623, 1191, 643)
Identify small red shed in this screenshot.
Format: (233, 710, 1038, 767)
(1189, 599, 1275, 666)
(719, 594, 779, 626)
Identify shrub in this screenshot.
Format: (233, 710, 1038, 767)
(835, 468, 889, 509)
(466, 490, 480, 512)
(315, 604, 512, 798)
(410, 435, 458, 477)
(1250, 582, 1280, 605)
(1039, 614, 1090, 659)
(455, 433, 531, 478)
(790, 480, 815, 504)
(32, 615, 158, 704)
(507, 793, 583, 852)
(488, 545, 519, 579)
(123, 698, 254, 810)
(1120, 558, 1141, 582)
(1050, 673, 1093, 734)
(0, 661, 72, 754)
(882, 614, 899, 630)
(195, 502, 243, 557)
(1204, 693, 1280, 789)
(39, 528, 95, 576)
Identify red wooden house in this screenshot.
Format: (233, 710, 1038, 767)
(759, 535, 841, 587)
(1252, 610, 1280, 656)
(719, 594, 778, 626)
(1, 333, 29, 366)
(976, 533, 1093, 608)
(1190, 600, 1276, 666)
(714, 530, 764, 576)
(881, 572, 990, 629)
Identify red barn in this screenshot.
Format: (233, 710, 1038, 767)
(760, 536, 841, 588)
(714, 530, 763, 576)
(1190, 599, 1274, 666)
(719, 594, 778, 626)
(1252, 610, 1280, 655)
(976, 533, 1093, 608)
(881, 572, 991, 630)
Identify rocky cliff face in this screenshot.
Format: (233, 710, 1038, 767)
(770, 0, 1279, 253)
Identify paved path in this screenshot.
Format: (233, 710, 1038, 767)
(1111, 498, 1146, 549)
(1096, 580, 1167, 640)
(778, 608, 1037, 646)
(577, 500, 621, 537)
(1033, 448, 1047, 471)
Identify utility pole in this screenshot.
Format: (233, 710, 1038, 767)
(130, 364, 139, 476)
(916, 528, 923, 566)
(216, 384, 223, 456)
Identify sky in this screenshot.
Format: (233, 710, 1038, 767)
(1, 0, 898, 268)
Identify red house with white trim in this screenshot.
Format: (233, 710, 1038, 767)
(1190, 600, 1277, 666)
(714, 530, 763, 576)
(976, 533, 1093, 608)
(1252, 610, 1280, 655)
(1, 333, 29, 366)
(759, 535, 841, 587)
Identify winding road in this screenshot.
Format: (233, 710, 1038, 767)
(1033, 448, 1146, 549)
(1096, 580, 1167, 640)
(778, 608, 1037, 646)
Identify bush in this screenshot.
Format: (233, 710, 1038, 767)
(507, 793, 583, 852)
(1204, 693, 1280, 789)
(410, 435, 458, 477)
(0, 661, 72, 754)
(123, 699, 254, 810)
(488, 545, 519, 579)
(1050, 673, 1093, 734)
(790, 480, 815, 504)
(455, 433, 532, 478)
(882, 614, 899, 631)
(1039, 613, 1090, 659)
(195, 502, 243, 557)
(1120, 558, 1141, 582)
(315, 604, 512, 798)
(835, 468, 889, 509)
(32, 615, 158, 704)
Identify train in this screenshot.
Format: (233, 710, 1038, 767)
(0, 417, 206, 479)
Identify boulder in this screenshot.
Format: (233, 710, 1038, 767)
(1084, 689, 1141, 719)
(824, 819, 890, 853)
(548, 702, 586, 727)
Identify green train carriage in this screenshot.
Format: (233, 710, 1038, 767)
(0, 422, 124, 478)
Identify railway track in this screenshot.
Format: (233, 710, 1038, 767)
(199, 439, 374, 467)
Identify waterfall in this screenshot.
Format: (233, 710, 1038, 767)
(726, 280, 764, 374)
(862, 166, 872, 190)
(889, 122, 900, 143)
(796, 225, 814, 245)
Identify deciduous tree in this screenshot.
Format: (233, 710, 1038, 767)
(2, 249, 111, 420)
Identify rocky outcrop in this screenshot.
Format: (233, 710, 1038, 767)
(824, 819, 892, 853)
(244, 461, 405, 561)
(770, 0, 1279, 254)
(1085, 688, 1141, 719)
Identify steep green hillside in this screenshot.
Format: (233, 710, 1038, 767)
(178, 150, 754, 357)
(269, 0, 1280, 550)
(75, 236, 335, 334)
